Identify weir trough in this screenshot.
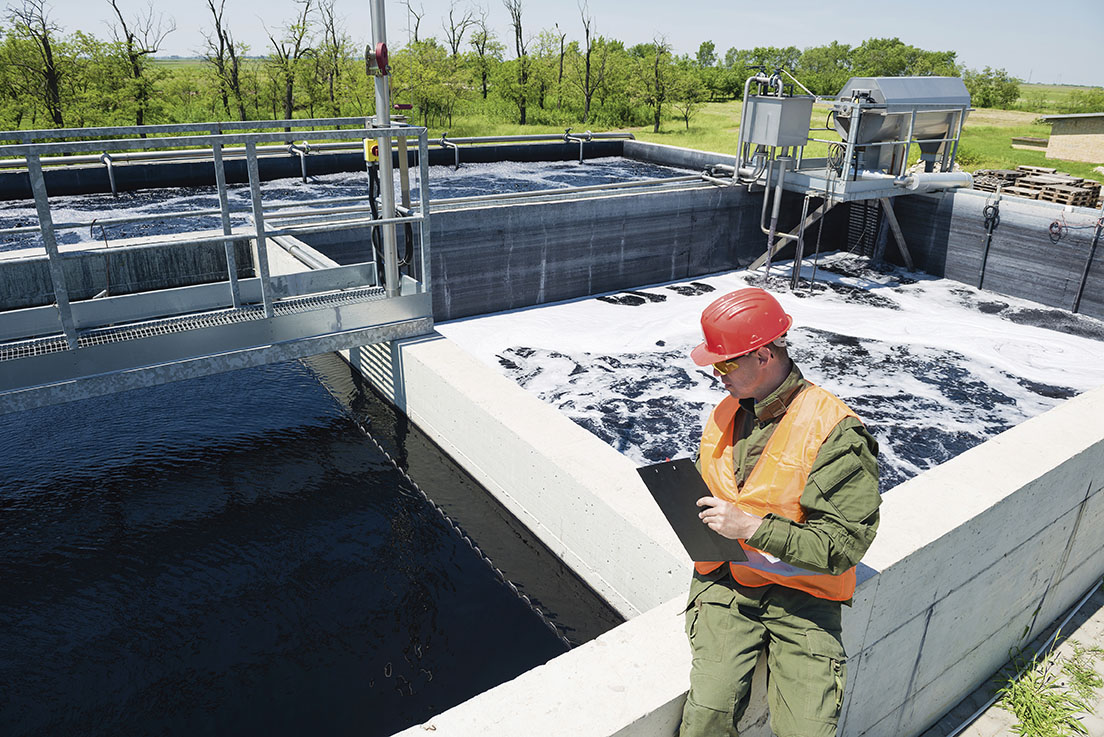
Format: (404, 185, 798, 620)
(2, 126, 1103, 737)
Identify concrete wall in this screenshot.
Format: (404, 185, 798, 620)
(303, 184, 768, 322)
(888, 188, 1104, 320)
(0, 234, 253, 311)
(1045, 116, 1104, 163)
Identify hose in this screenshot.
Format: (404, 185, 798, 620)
(978, 199, 1000, 289)
(367, 163, 415, 275)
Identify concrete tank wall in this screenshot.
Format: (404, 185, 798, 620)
(0, 234, 253, 311)
(888, 188, 1104, 320)
(302, 184, 769, 322)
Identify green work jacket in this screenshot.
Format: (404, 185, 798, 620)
(710, 363, 881, 581)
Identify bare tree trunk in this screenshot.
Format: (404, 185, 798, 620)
(109, 0, 176, 130)
(504, 0, 527, 125)
(8, 0, 66, 126)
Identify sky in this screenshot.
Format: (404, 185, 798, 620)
(30, 0, 1104, 88)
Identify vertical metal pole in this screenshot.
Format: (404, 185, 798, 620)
(765, 156, 791, 277)
(26, 154, 78, 348)
(371, 0, 400, 298)
(298, 146, 308, 183)
(947, 108, 967, 171)
(1072, 218, 1102, 314)
(790, 195, 811, 290)
(397, 134, 412, 211)
(212, 141, 241, 308)
(418, 130, 431, 294)
(245, 141, 275, 318)
(845, 101, 861, 179)
(902, 109, 917, 176)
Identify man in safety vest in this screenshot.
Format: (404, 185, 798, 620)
(679, 287, 880, 737)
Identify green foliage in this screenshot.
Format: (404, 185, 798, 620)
(1062, 641, 1104, 702)
(997, 643, 1091, 737)
(964, 67, 1020, 108)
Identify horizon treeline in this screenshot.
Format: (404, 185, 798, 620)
(1, 0, 1100, 134)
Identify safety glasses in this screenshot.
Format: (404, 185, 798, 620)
(712, 355, 747, 375)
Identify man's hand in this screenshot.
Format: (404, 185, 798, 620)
(696, 497, 763, 540)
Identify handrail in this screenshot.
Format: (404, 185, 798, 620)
(0, 125, 423, 158)
(0, 116, 376, 143)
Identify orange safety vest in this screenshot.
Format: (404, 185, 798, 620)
(696, 384, 859, 601)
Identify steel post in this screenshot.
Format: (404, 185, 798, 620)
(371, 0, 400, 298)
(244, 141, 275, 318)
(26, 153, 78, 349)
(418, 131, 431, 293)
(212, 142, 241, 308)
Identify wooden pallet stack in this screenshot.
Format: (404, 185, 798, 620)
(974, 165, 1102, 209)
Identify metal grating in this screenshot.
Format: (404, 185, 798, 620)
(0, 285, 387, 362)
(847, 200, 881, 257)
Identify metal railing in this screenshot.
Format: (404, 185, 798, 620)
(0, 117, 432, 350)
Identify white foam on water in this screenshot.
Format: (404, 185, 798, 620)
(438, 253, 1104, 491)
(0, 157, 685, 252)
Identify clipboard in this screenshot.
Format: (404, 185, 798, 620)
(637, 458, 748, 563)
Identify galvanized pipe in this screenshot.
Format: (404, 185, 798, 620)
(288, 142, 310, 183)
(100, 153, 118, 197)
(439, 135, 461, 169)
(760, 156, 795, 276)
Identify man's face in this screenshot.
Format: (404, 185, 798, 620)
(714, 348, 766, 400)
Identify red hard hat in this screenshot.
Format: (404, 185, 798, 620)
(690, 287, 793, 366)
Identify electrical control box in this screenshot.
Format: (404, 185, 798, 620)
(363, 138, 379, 163)
(742, 95, 815, 148)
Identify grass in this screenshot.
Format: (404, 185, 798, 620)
(1015, 83, 1104, 114)
(1062, 641, 1104, 702)
(997, 642, 1091, 736)
(434, 99, 1102, 184)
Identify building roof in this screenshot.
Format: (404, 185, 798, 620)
(1040, 112, 1104, 121)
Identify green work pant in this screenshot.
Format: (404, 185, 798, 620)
(679, 569, 847, 737)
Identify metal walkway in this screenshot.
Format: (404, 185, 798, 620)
(0, 118, 434, 415)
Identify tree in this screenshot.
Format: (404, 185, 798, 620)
(441, 1, 474, 56)
(203, 0, 247, 120)
(963, 67, 1020, 109)
(798, 41, 852, 97)
(264, 0, 315, 122)
(108, 0, 175, 128)
(671, 56, 705, 129)
(317, 0, 353, 116)
(6, 0, 65, 126)
(401, 0, 423, 44)
(503, 0, 528, 124)
(468, 7, 502, 100)
(695, 40, 715, 68)
(633, 37, 670, 133)
(577, 1, 594, 122)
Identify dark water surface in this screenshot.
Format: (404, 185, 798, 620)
(0, 354, 616, 736)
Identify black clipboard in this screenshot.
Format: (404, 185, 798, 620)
(637, 458, 748, 563)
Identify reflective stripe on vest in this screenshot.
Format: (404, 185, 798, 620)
(696, 384, 859, 601)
